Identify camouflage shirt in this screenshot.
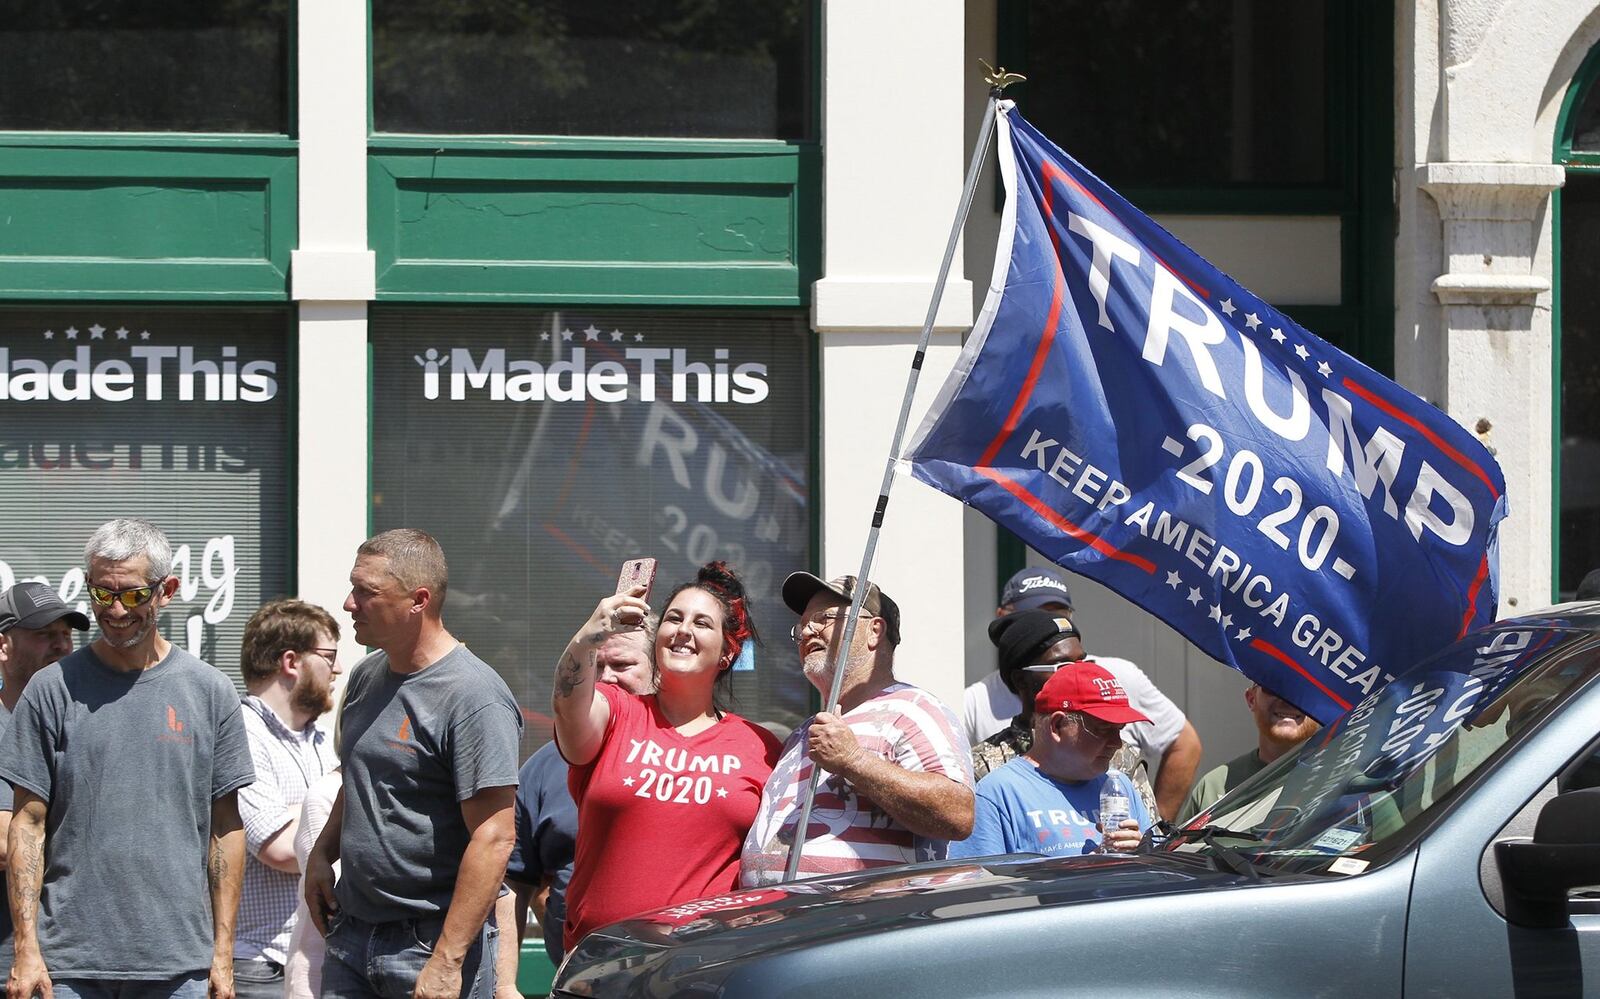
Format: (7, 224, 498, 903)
(970, 719, 1160, 818)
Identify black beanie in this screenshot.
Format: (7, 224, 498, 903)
(988, 609, 1081, 682)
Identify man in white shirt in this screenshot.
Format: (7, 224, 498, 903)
(963, 566, 1202, 819)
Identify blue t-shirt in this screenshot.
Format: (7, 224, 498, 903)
(949, 757, 1150, 859)
(504, 741, 577, 963)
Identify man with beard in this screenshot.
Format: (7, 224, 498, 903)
(1, 519, 254, 999)
(233, 601, 343, 999)
(1178, 684, 1320, 823)
(0, 583, 90, 973)
(738, 573, 973, 886)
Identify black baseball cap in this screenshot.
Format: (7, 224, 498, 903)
(0, 582, 91, 633)
(999, 566, 1074, 612)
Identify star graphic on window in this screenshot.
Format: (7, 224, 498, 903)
(140, 331, 151, 341)
(1235, 627, 1253, 642)
(89, 324, 105, 339)
(540, 332, 550, 341)
(610, 330, 624, 342)
(1294, 344, 1310, 361)
(1220, 298, 1236, 317)
(65, 327, 78, 340)
(1165, 570, 1182, 589)
(583, 325, 601, 341)
(1244, 313, 1261, 331)
(1186, 587, 1203, 606)
(561, 329, 575, 342)
(634, 333, 645, 342)
(43, 330, 54, 340)
(115, 327, 129, 340)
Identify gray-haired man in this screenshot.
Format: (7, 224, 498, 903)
(0, 520, 254, 999)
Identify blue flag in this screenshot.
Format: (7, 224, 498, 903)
(907, 106, 1507, 723)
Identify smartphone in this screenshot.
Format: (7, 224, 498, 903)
(616, 557, 658, 602)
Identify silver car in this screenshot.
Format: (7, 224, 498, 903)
(553, 607, 1600, 998)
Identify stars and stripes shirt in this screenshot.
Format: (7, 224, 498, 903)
(236, 696, 337, 965)
(739, 682, 974, 887)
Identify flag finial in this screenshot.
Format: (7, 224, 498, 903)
(979, 58, 1026, 93)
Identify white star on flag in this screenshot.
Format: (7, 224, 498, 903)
(1244, 313, 1261, 330)
(1220, 298, 1236, 317)
(43, 330, 54, 339)
(1294, 344, 1310, 361)
(89, 324, 105, 339)
(561, 329, 574, 341)
(1220, 613, 1233, 628)
(540, 332, 550, 341)
(1208, 605, 1223, 622)
(583, 326, 601, 341)
(139, 331, 151, 340)
(115, 327, 129, 339)
(1270, 328, 1286, 343)
(1165, 571, 1182, 589)
(65, 327, 78, 339)
(1317, 361, 1332, 377)
(1186, 587, 1203, 606)
(634, 333, 645, 342)
(1235, 627, 1253, 642)
(622, 776, 635, 787)
(610, 330, 624, 342)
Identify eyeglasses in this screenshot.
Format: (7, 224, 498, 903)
(1073, 713, 1123, 743)
(86, 581, 164, 609)
(790, 609, 877, 643)
(304, 647, 339, 665)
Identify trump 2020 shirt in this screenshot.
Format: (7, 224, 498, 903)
(948, 757, 1150, 858)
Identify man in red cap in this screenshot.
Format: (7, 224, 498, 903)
(949, 661, 1152, 858)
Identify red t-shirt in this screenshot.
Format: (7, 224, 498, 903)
(562, 683, 781, 950)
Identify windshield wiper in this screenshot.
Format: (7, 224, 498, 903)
(1153, 824, 1264, 880)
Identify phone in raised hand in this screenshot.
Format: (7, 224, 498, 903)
(615, 558, 657, 602)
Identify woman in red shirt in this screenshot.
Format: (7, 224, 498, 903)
(552, 561, 782, 953)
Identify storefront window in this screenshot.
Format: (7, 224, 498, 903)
(1010, 0, 1329, 186)
(370, 307, 814, 751)
(1560, 173, 1600, 595)
(0, 1, 290, 133)
(0, 307, 293, 687)
(372, 0, 812, 138)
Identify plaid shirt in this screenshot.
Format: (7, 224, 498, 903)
(236, 696, 337, 964)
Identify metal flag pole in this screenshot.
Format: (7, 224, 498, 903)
(782, 61, 1025, 883)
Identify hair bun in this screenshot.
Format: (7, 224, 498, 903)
(697, 560, 746, 601)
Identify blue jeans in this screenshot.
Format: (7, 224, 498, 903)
(53, 975, 207, 999)
(322, 912, 497, 999)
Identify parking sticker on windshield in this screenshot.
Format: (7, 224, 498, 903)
(1328, 857, 1369, 875)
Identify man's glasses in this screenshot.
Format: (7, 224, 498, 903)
(1074, 713, 1123, 743)
(86, 582, 164, 609)
(790, 609, 877, 643)
(305, 647, 339, 665)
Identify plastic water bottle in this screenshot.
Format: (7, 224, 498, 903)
(1099, 777, 1132, 850)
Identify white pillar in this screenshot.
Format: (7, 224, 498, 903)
(814, 0, 974, 712)
(294, 0, 373, 665)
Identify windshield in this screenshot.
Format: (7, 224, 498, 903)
(1167, 623, 1600, 876)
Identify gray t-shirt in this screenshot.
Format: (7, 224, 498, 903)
(335, 645, 521, 923)
(0, 645, 254, 978)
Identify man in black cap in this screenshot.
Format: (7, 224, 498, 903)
(0, 582, 90, 974)
(963, 566, 1203, 820)
(738, 572, 974, 886)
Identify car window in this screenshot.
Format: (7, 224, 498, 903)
(1170, 625, 1600, 876)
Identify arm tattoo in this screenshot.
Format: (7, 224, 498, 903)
(10, 823, 44, 939)
(208, 837, 228, 886)
(554, 651, 585, 699)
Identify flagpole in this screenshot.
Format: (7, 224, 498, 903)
(782, 63, 1024, 883)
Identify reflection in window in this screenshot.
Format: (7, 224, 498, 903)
(370, 308, 814, 757)
(373, 0, 812, 138)
(1012, 0, 1329, 186)
(0, 0, 289, 133)
(1560, 174, 1600, 595)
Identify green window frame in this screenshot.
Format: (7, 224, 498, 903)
(992, 1, 1394, 591)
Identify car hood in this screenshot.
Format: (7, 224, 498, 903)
(554, 852, 1292, 996)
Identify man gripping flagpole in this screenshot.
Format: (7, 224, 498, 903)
(906, 102, 1507, 726)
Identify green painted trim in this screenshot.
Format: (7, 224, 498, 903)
(0, 143, 296, 299)
(1550, 39, 1600, 595)
(0, 134, 297, 149)
(516, 939, 557, 997)
(369, 142, 818, 305)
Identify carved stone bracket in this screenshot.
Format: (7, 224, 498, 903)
(1419, 162, 1565, 306)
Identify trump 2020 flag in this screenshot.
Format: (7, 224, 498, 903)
(907, 105, 1507, 723)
